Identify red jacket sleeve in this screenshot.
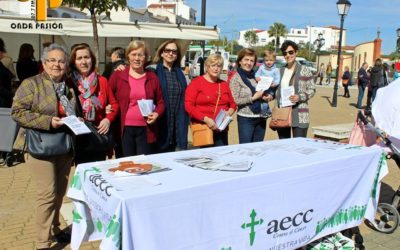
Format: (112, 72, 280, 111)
(184, 77, 206, 122)
(226, 84, 237, 110)
(151, 74, 165, 117)
(99, 76, 119, 122)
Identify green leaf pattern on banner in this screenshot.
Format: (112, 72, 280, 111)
(69, 172, 82, 190)
(371, 152, 387, 198)
(106, 214, 121, 248)
(72, 209, 83, 223)
(96, 219, 103, 232)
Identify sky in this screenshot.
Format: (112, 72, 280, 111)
(128, 0, 400, 55)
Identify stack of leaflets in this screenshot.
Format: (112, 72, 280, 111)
(137, 99, 155, 116)
(175, 155, 252, 172)
(215, 109, 233, 131)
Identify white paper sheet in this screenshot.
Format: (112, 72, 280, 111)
(61, 115, 91, 135)
(280, 86, 295, 107)
(137, 99, 155, 117)
(256, 76, 273, 91)
(214, 109, 232, 131)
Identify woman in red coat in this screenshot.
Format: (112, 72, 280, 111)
(185, 54, 236, 146)
(69, 44, 119, 163)
(109, 40, 165, 156)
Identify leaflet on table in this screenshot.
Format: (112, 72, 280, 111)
(61, 115, 91, 135)
(214, 109, 233, 131)
(137, 99, 155, 117)
(256, 76, 273, 91)
(174, 155, 252, 171)
(280, 86, 295, 107)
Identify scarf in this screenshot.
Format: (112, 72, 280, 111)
(73, 71, 101, 121)
(237, 67, 261, 114)
(47, 72, 75, 116)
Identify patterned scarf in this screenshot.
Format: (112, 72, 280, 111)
(73, 71, 101, 121)
(47, 72, 75, 116)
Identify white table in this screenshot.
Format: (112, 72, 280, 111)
(67, 138, 387, 250)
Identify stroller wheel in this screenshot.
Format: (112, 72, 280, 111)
(368, 203, 399, 233)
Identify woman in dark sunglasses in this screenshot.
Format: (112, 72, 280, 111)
(274, 40, 316, 139)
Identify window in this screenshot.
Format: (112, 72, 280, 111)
(261, 38, 266, 42)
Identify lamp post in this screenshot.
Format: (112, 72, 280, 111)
(397, 28, 400, 53)
(332, 0, 351, 107)
(199, 0, 206, 75)
(313, 32, 325, 71)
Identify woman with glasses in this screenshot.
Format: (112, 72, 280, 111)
(274, 40, 315, 139)
(151, 40, 189, 152)
(185, 54, 236, 147)
(12, 44, 80, 249)
(69, 44, 119, 163)
(109, 40, 165, 156)
(229, 48, 269, 144)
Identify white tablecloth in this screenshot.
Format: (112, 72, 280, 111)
(67, 138, 387, 250)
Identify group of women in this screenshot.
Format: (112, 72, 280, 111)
(10, 39, 314, 250)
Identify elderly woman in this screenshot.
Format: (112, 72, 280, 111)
(69, 44, 119, 163)
(185, 54, 236, 146)
(229, 48, 269, 144)
(152, 40, 188, 152)
(11, 44, 79, 249)
(109, 40, 165, 156)
(275, 40, 315, 139)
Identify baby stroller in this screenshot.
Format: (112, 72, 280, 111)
(353, 111, 400, 233)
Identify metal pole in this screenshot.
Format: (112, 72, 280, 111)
(332, 14, 345, 107)
(200, 0, 206, 75)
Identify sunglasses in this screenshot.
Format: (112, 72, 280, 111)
(283, 50, 295, 56)
(163, 49, 178, 55)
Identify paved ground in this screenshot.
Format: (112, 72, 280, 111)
(1, 83, 400, 249)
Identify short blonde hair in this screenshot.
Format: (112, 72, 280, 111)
(263, 50, 276, 60)
(205, 53, 224, 68)
(126, 40, 149, 61)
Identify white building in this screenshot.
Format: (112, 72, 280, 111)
(237, 25, 346, 51)
(146, 0, 196, 25)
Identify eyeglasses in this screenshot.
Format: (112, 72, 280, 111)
(282, 50, 295, 56)
(163, 49, 178, 55)
(46, 58, 66, 65)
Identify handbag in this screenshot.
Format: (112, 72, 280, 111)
(342, 79, 349, 86)
(269, 106, 292, 130)
(26, 128, 72, 159)
(190, 84, 221, 147)
(190, 123, 214, 147)
(77, 121, 114, 152)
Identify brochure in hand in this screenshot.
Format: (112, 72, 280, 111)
(256, 76, 273, 91)
(215, 109, 233, 131)
(137, 99, 155, 117)
(61, 115, 91, 135)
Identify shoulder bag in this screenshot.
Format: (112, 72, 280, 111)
(269, 106, 292, 131)
(26, 128, 72, 159)
(190, 84, 221, 147)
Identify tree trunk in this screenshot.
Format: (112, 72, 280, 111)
(90, 11, 99, 69)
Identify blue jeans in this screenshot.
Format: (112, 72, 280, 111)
(357, 85, 366, 108)
(237, 116, 266, 144)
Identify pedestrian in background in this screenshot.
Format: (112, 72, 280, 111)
(12, 44, 79, 250)
(102, 47, 126, 80)
(185, 54, 236, 147)
(317, 63, 324, 85)
(326, 62, 332, 85)
(356, 62, 369, 109)
(0, 38, 13, 108)
(16, 43, 40, 83)
(109, 40, 165, 157)
(342, 66, 351, 98)
(274, 40, 315, 139)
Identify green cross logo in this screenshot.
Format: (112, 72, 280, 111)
(241, 209, 263, 246)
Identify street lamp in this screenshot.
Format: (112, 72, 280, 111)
(396, 28, 400, 53)
(313, 32, 325, 70)
(199, 0, 206, 75)
(332, 0, 351, 107)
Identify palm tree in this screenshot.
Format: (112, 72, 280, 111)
(244, 30, 259, 48)
(267, 23, 288, 52)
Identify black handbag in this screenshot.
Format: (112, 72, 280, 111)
(26, 128, 72, 159)
(77, 121, 114, 152)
